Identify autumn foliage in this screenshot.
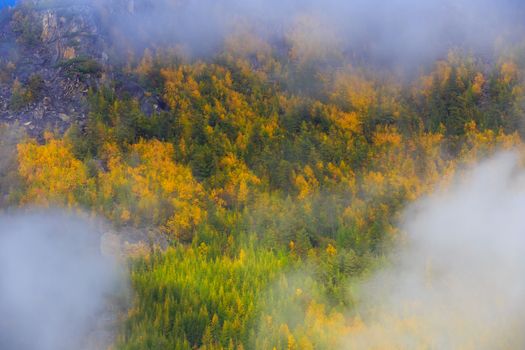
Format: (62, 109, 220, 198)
(10, 37, 525, 349)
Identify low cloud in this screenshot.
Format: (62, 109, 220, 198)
(101, 0, 525, 65)
(345, 152, 525, 348)
(0, 210, 126, 350)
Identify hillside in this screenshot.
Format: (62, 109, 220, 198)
(2, 1, 525, 349)
(0, 0, 164, 136)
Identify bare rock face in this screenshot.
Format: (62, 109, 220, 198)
(0, 1, 168, 138)
(41, 10, 58, 43)
(0, 2, 108, 137)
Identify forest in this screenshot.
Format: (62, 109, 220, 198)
(2, 0, 525, 349)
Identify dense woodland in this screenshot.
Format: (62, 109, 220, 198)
(2, 2, 525, 348)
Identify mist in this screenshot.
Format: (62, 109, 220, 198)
(343, 151, 525, 348)
(0, 211, 126, 350)
(94, 0, 525, 66)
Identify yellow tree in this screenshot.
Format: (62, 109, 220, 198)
(213, 153, 261, 209)
(17, 134, 94, 206)
(98, 139, 207, 241)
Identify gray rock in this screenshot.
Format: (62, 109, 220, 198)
(33, 108, 44, 120)
(58, 113, 70, 122)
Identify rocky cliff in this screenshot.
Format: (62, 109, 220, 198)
(0, 0, 161, 137)
(0, 3, 107, 135)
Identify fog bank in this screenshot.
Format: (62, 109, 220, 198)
(105, 0, 525, 64)
(0, 211, 125, 350)
(345, 152, 525, 348)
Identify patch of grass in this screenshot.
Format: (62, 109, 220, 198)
(57, 57, 103, 78)
(27, 74, 45, 100)
(8, 74, 45, 110)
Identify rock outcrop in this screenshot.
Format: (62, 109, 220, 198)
(0, 2, 108, 136)
(0, 0, 165, 137)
